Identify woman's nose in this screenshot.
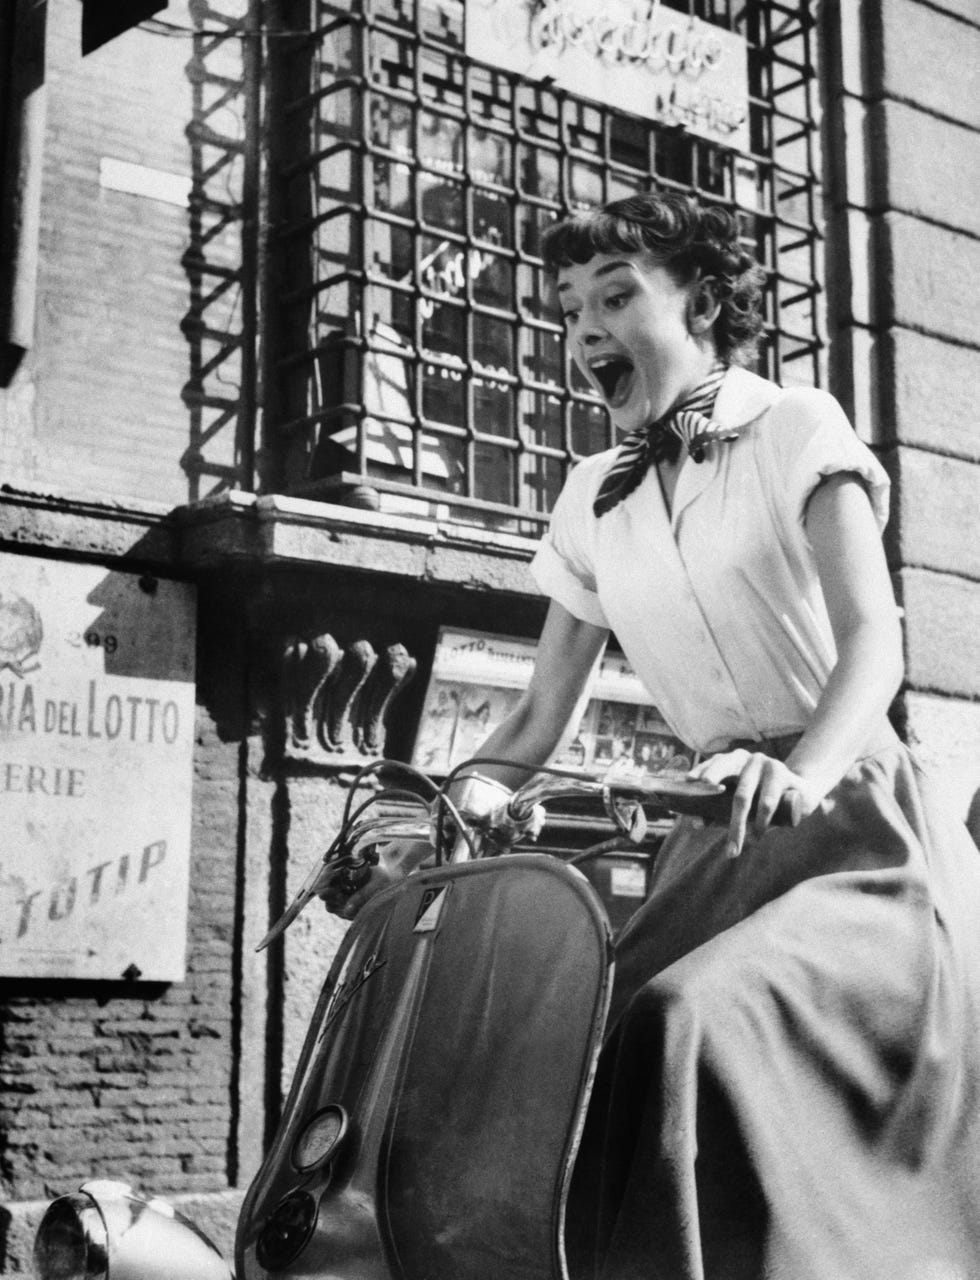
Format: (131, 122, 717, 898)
(579, 312, 606, 344)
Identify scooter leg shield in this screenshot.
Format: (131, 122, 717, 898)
(236, 854, 613, 1280)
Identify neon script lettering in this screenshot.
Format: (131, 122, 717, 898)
(530, 0, 725, 79)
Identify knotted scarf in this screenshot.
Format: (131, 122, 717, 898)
(593, 362, 738, 517)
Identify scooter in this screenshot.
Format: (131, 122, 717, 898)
(33, 759, 732, 1280)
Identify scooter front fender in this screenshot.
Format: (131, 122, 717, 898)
(236, 854, 613, 1280)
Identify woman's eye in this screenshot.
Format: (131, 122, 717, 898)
(561, 310, 579, 326)
(605, 292, 628, 310)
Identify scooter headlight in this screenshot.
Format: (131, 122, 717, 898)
(34, 1180, 232, 1280)
(33, 1191, 109, 1280)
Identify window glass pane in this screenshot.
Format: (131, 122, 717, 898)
(420, 170, 465, 233)
(473, 313, 514, 379)
(473, 374, 516, 440)
(522, 386, 563, 453)
(422, 362, 465, 428)
(471, 127, 512, 188)
(370, 95, 413, 155)
(373, 158, 413, 214)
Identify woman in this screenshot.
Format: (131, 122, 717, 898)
(337, 192, 980, 1278)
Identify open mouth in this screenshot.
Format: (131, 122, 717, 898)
(590, 356, 635, 407)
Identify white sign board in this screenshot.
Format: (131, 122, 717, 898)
(0, 555, 196, 981)
(467, 0, 750, 153)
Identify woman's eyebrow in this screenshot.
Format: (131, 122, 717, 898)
(592, 259, 634, 280)
(556, 259, 634, 293)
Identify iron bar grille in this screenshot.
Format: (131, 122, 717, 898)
(268, 0, 821, 533)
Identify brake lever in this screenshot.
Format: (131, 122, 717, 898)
(255, 817, 432, 951)
(602, 789, 649, 844)
(254, 850, 376, 952)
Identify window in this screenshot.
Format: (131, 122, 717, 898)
(267, 0, 821, 532)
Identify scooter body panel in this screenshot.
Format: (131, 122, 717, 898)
(236, 853, 613, 1280)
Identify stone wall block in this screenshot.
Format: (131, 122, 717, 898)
(875, 0, 980, 130)
(918, 0, 978, 25)
(868, 101, 980, 237)
(900, 690, 980, 824)
(876, 214, 980, 347)
(879, 330, 980, 462)
(900, 568, 980, 699)
(890, 449, 980, 579)
(279, 778, 351, 1088)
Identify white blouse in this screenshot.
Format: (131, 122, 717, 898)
(530, 366, 891, 754)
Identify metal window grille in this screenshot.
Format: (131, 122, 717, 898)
(267, 0, 821, 533)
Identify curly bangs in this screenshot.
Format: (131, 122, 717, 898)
(540, 191, 768, 367)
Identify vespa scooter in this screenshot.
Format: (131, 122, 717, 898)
(33, 760, 732, 1280)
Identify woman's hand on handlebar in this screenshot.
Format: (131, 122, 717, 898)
(321, 838, 432, 921)
(688, 750, 822, 859)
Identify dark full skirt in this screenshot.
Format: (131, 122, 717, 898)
(568, 736, 980, 1280)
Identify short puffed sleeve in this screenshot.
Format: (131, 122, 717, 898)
(767, 388, 890, 533)
(529, 458, 610, 628)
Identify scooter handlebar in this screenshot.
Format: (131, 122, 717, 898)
(258, 764, 795, 946)
(506, 769, 795, 830)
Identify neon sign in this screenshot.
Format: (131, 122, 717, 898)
(467, 0, 750, 151)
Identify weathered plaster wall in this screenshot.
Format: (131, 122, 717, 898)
(823, 0, 980, 819)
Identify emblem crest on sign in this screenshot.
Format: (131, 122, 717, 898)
(0, 592, 43, 676)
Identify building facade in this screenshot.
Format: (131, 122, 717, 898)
(1, 0, 978, 1268)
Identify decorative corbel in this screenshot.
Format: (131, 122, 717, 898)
(282, 633, 417, 766)
(353, 643, 418, 756)
(283, 633, 342, 750)
(319, 639, 378, 754)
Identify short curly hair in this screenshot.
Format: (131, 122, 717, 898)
(540, 191, 768, 367)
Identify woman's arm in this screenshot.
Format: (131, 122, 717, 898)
(328, 601, 608, 917)
(692, 472, 904, 857)
(785, 472, 904, 786)
(456, 600, 609, 792)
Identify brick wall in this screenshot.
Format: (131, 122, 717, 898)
(0, 0, 248, 507)
(0, 581, 260, 1272)
(823, 0, 980, 819)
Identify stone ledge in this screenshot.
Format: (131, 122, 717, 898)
(0, 486, 544, 600)
(0, 484, 177, 564)
(174, 491, 542, 598)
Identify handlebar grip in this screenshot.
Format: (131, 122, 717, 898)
(583, 775, 799, 828)
(699, 785, 797, 828)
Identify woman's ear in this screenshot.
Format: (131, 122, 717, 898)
(687, 276, 722, 335)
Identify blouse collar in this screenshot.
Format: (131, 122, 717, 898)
(667, 367, 780, 530)
(712, 365, 782, 430)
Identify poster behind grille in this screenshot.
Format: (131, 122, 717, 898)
(412, 627, 693, 778)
